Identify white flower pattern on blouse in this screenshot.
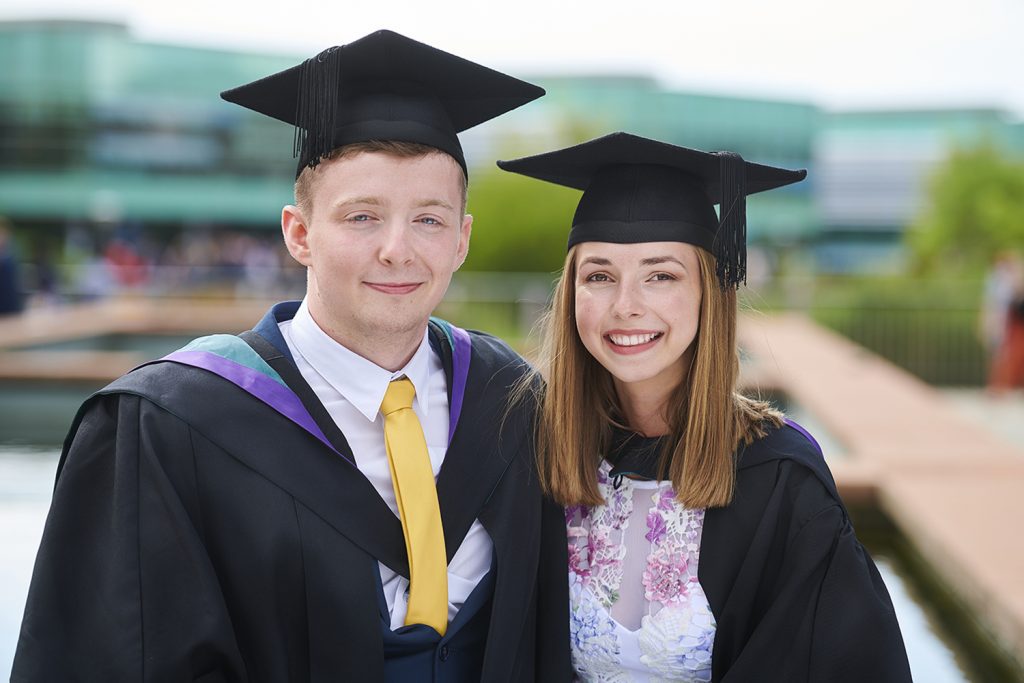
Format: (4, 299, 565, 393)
(567, 461, 716, 682)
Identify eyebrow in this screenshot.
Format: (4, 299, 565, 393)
(579, 255, 685, 267)
(639, 256, 685, 267)
(332, 197, 456, 212)
(414, 198, 456, 212)
(334, 196, 383, 208)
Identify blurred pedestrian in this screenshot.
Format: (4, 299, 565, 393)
(238, 236, 281, 298)
(103, 237, 148, 288)
(0, 219, 25, 316)
(29, 241, 61, 306)
(986, 251, 1024, 394)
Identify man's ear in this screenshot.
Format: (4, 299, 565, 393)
(281, 205, 312, 266)
(455, 213, 473, 269)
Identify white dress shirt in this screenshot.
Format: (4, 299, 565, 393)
(279, 299, 493, 629)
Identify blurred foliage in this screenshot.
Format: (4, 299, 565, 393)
(461, 116, 610, 273)
(907, 144, 1024, 272)
(815, 308, 985, 386)
(462, 170, 581, 273)
(753, 273, 988, 386)
(807, 273, 980, 311)
(434, 300, 526, 348)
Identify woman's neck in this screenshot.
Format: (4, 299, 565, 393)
(614, 380, 675, 437)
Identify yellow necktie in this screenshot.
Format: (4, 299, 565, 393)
(380, 377, 448, 635)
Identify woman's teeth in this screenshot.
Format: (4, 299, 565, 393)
(608, 332, 661, 347)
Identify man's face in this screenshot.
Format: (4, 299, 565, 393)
(282, 151, 471, 353)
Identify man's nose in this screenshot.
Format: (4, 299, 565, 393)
(377, 223, 414, 266)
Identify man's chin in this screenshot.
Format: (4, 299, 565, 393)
(359, 308, 435, 337)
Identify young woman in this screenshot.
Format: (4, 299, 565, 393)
(499, 133, 912, 683)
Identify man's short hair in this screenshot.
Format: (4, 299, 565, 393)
(293, 140, 469, 219)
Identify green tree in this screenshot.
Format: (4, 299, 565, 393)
(907, 145, 1024, 272)
(463, 170, 581, 273)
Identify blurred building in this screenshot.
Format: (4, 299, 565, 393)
(815, 108, 1024, 272)
(0, 20, 297, 232)
(1, 19, 1022, 275)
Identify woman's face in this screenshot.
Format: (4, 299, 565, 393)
(574, 241, 703, 396)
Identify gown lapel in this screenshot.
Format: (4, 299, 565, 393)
(104, 357, 411, 576)
(239, 330, 357, 463)
(431, 326, 528, 564)
(214, 304, 519, 574)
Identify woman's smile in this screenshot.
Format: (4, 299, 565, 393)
(604, 330, 665, 354)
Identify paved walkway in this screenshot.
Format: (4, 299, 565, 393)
(941, 388, 1024, 452)
(739, 313, 1024, 675)
(0, 297, 275, 380)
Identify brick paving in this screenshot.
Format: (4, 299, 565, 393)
(942, 388, 1024, 452)
(0, 297, 276, 380)
(740, 313, 1024, 673)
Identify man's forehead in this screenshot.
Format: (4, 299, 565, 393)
(313, 150, 464, 196)
(320, 148, 463, 175)
(328, 194, 458, 212)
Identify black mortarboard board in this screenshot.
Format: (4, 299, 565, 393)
(221, 29, 544, 177)
(497, 132, 807, 288)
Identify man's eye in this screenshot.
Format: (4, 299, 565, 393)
(348, 214, 372, 222)
(419, 217, 441, 225)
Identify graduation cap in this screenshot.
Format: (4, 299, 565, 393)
(497, 132, 807, 288)
(221, 29, 545, 177)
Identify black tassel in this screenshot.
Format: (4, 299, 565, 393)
(714, 151, 747, 289)
(293, 45, 344, 169)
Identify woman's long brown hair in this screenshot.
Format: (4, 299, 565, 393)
(525, 245, 781, 508)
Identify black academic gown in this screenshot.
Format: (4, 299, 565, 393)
(608, 422, 911, 682)
(12, 302, 570, 683)
(703, 424, 911, 682)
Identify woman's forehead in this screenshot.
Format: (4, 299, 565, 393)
(575, 241, 699, 264)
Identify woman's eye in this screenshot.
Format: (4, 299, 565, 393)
(650, 272, 676, 282)
(585, 273, 610, 282)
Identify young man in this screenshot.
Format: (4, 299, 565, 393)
(13, 30, 569, 682)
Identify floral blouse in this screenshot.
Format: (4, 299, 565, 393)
(566, 460, 716, 682)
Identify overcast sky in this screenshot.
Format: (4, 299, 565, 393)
(4, 0, 1023, 118)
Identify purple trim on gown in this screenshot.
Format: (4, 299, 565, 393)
(161, 323, 473, 462)
(784, 418, 822, 455)
(164, 349, 352, 462)
(448, 324, 471, 446)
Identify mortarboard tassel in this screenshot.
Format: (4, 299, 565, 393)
(714, 151, 747, 289)
(293, 45, 344, 169)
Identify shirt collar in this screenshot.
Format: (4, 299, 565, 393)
(288, 299, 434, 422)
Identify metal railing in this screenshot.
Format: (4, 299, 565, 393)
(11, 267, 991, 387)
